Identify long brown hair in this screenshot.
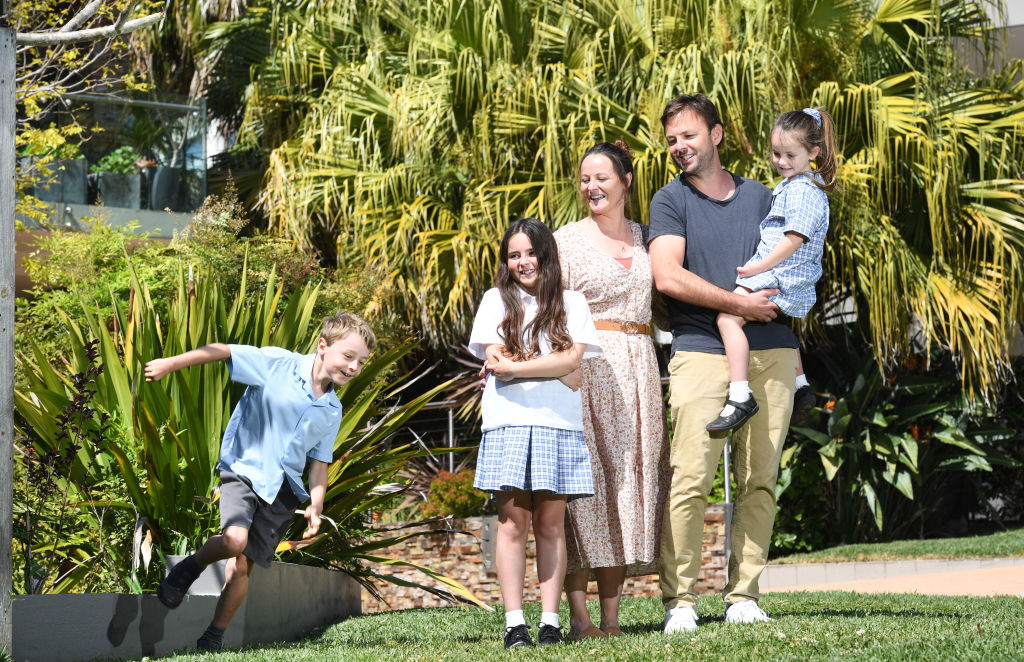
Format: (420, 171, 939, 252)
(496, 217, 573, 360)
(773, 107, 839, 192)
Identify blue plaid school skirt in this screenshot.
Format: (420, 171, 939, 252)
(474, 425, 594, 500)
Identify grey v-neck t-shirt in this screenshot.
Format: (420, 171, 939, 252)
(648, 172, 798, 355)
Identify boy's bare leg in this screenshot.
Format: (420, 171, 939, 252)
(195, 525, 249, 567)
(158, 525, 250, 610)
(211, 553, 254, 629)
(496, 490, 532, 613)
(533, 493, 568, 614)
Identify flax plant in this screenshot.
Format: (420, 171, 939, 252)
(15, 258, 471, 598)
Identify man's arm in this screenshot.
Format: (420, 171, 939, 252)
(303, 459, 328, 539)
(649, 235, 779, 323)
(144, 343, 232, 382)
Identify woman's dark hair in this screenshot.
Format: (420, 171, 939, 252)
(581, 140, 635, 198)
(495, 217, 572, 359)
(773, 107, 839, 192)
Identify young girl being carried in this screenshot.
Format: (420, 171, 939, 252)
(469, 217, 602, 648)
(707, 107, 838, 432)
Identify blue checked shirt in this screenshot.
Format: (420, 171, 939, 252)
(735, 173, 830, 318)
(218, 345, 340, 503)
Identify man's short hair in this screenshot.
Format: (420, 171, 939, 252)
(661, 93, 723, 133)
(320, 311, 376, 350)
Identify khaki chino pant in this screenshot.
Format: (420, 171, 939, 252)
(660, 348, 797, 609)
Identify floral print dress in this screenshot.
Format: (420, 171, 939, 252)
(555, 220, 670, 574)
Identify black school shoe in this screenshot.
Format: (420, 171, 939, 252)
(791, 384, 815, 423)
(195, 632, 223, 652)
(706, 395, 759, 432)
(504, 624, 534, 649)
(538, 623, 563, 646)
(157, 555, 201, 609)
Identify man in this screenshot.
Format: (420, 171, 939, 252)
(648, 93, 798, 633)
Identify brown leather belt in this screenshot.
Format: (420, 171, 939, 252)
(594, 320, 650, 335)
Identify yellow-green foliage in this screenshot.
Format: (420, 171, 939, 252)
(14, 1, 156, 224)
(208, 0, 1024, 400)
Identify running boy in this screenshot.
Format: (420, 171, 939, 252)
(145, 311, 375, 651)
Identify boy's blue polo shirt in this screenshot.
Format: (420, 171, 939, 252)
(219, 344, 340, 503)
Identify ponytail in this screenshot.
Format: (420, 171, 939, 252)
(773, 107, 839, 192)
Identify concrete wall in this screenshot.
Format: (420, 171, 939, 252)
(12, 561, 361, 662)
(362, 506, 730, 613)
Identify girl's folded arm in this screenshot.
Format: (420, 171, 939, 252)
(486, 343, 586, 380)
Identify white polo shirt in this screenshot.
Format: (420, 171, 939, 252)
(469, 287, 601, 432)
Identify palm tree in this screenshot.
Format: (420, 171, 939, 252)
(202, 0, 1024, 398)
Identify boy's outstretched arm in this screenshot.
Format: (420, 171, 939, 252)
(144, 343, 232, 382)
(303, 460, 328, 539)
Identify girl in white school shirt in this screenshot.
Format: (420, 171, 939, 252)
(469, 217, 601, 649)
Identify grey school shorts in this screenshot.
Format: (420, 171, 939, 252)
(219, 471, 301, 568)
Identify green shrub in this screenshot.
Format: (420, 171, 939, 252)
(14, 261, 481, 605)
(420, 470, 487, 519)
(771, 326, 1017, 555)
(16, 191, 408, 386)
(89, 146, 141, 174)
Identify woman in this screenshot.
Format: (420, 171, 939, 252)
(554, 141, 669, 639)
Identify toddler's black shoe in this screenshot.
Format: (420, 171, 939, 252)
(504, 624, 534, 649)
(538, 623, 563, 646)
(157, 555, 200, 609)
(792, 384, 815, 423)
(706, 396, 759, 432)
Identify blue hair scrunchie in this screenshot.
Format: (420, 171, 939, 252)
(803, 107, 822, 127)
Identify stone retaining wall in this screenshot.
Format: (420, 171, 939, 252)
(362, 504, 729, 612)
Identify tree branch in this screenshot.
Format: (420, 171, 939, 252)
(113, 1, 142, 34)
(59, 0, 103, 33)
(17, 12, 162, 45)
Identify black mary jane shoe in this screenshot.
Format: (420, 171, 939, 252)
(791, 384, 815, 423)
(706, 396, 759, 432)
(504, 624, 535, 649)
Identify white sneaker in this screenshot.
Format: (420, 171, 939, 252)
(725, 600, 772, 624)
(663, 605, 699, 633)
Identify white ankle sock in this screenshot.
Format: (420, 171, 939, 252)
(795, 374, 810, 388)
(720, 382, 752, 416)
(540, 612, 559, 628)
(505, 610, 526, 629)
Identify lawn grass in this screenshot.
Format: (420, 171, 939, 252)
(157, 592, 1024, 661)
(771, 526, 1024, 564)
